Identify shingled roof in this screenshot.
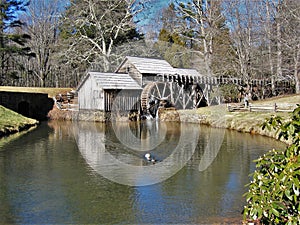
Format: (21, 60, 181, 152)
(77, 72, 142, 91)
(116, 56, 177, 75)
(175, 68, 202, 77)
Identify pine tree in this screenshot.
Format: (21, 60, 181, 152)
(155, 3, 192, 68)
(0, 0, 32, 85)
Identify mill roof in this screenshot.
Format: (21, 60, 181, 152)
(116, 56, 177, 75)
(175, 68, 203, 77)
(77, 72, 142, 91)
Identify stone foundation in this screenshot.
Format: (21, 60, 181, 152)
(48, 107, 138, 122)
(73, 110, 106, 122)
(158, 107, 207, 123)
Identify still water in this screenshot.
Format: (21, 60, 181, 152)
(0, 121, 285, 224)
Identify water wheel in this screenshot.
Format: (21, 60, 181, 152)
(141, 82, 173, 117)
(141, 82, 206, 117)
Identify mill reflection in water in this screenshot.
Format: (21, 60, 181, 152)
(0, 121, 285, 224)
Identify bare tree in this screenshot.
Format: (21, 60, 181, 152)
(225, 0, 263, 83)
(22, 0, 65, 87)
(61, 0, 145, 73)
(225, 0, 299, 95)
(254, 0, 281, 95)
(280, 0, 300, 93)
(275, 1, 283, 88)
(176, 0, 226, 77)
(262, 0, 276, 93)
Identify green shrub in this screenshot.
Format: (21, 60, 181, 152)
(219, 84, 240, 103)
(243, 105, 300, 224)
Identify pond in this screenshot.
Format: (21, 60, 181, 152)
(0, 121, 285, 224)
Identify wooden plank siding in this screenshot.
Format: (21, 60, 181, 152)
(77, 73, 104, 110)
(77, 72, 142, 112)
(115, 60, 143, 86)
(104, 90, 140, 112)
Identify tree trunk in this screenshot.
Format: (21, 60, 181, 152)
(294, 48, 300, 94)
(275, 3, 283, 95)
(102, 55, 111, 72)
(266, 1, 275, 96)
(39, 70, 46, 87)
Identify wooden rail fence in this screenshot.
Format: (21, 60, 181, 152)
(228, 103, 296, 113)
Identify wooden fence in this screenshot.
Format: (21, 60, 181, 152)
(228, 103, 296, 113)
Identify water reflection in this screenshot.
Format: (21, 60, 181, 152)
(72, 121, 200, 186)
(0, 121, 285, 224)
(112, 120, 167, 151)
(198, 127, 225, 171)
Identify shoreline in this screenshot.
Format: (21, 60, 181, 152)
(0, 105, 39, 138)
(0, 107, 292, 141)
(2, 94, 299, 141)
(159, 93, 300, 143)
(47, 105, 290, 143)
(0, 122, 39, 138)
(159, 105, 294, 144)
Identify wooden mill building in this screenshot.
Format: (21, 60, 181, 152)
(77, 56, 204, 115)
(77, 56, 295, 118)
(77, 72, 142, 112)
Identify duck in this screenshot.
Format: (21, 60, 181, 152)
(144, 153, 157, 163)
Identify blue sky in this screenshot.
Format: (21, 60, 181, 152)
(23, 0, 177, 34)
(136, 0, 174, 32)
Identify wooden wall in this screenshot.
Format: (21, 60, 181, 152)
(104, 90, 141, 112)
(141, 74, 157, 86)
(78, 75, 141, 112)
(117, 61, 143, 86)
(78, 75, 105, 110)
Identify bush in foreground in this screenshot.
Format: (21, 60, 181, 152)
(243, 105, 300, 224)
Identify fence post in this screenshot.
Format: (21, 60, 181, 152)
(274, 103, 277, 112)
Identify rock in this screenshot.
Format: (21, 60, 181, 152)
(158, 108, 180, 122)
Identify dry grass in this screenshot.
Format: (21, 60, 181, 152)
(0, 86, 73, 98)
(251, 94, 300, 104)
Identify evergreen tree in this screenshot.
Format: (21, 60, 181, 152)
(155, 3, 193, 68)
(155, 1, 234, 74)
(0, 0, 32, 85)
(209, 3, 236, 77)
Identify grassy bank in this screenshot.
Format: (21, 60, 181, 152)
(178, 94, 299, 141)
(0, 105, 38, 137)
(194, 106, 287, 136)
